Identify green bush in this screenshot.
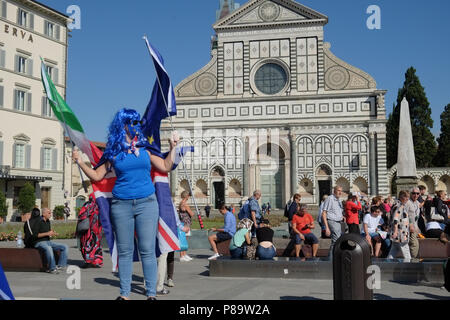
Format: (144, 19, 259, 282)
(17, 183, 36, 214)
(53, 205, 65, 220)
(0, 191, 8, 219)
(0, 222, 77, 241)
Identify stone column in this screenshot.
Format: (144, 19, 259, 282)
(243, 136, 249, 197)
(369, 131, 378, 196)
(170, 170, 177, 198)
(289, 132, 297, 196)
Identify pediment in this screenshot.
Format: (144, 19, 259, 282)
(13, 133, 30, 142)
(214, 0, 328, 31)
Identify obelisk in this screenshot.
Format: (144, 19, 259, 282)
(395, 97, 418, 193)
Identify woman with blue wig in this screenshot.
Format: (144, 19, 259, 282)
(72, 108, 179, 300)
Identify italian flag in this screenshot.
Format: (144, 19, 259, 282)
(40, 59, 102, 165)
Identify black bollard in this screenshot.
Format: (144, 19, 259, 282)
(333, 233, 373, 300)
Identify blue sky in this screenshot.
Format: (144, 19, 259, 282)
(40, 0, 450, 142)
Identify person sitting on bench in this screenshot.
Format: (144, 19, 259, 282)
(256, 219, 276, 260)
(208, 204, 236, 260)
(293, 204, 319, 260)
(33, 208, 69, 274)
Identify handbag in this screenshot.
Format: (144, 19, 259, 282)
(177, 227, 189, 252)
(430, 207, 445, 222)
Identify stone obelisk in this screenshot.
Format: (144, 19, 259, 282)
(395, 97, 418, 193)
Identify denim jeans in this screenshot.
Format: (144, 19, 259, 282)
(34, 241, 68, 271)
(256, 245, 276, 260)
(110, 193, 159, 298)
(327, 220, 343, 259)
(230, 247, 245, 259)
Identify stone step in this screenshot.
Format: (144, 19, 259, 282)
(209, 258, 446, 284)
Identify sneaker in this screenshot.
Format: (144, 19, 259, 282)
(156, 288, 170, 296)
(208, 253, 221, 260)
(185, 254, 194, 261)
(47, 269, 59, 274)
(180, 256, 191, 262)
(167, 279, 175, 287)
(56, 265, 67, 271)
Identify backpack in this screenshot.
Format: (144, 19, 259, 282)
(238, 200, 250, 220)
(284, 199, 293, 218)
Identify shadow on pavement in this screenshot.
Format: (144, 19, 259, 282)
(374, 293, 410, 300)
(94, 277, 145, 295)
(413, 291, 450, 300)
(280, 296, 323, 300)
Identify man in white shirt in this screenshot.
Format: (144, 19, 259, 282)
(321, 186, 344, 258)
(407, 187, 421, 259)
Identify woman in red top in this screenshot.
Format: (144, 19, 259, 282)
(345, 192, 362, 234)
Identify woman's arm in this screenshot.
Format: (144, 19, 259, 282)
(245, 232, 251, 245)
(149, 132, 179, 173)
(72, 150, 108, 182)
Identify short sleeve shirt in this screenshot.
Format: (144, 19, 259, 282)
(322, 195, 343, 222)
(248, 197, 261, 220)
(292, 213, 314, 235)
(229, 228, 249, 250)
(223, 211, 236, 237)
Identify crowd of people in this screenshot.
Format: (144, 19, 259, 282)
(315, 186, 450, 262)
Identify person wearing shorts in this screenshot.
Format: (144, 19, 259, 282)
(292, 204, 319, 260)
(208, 204, 236, 260)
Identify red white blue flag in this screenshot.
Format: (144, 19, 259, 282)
(0, 262, 14, 300)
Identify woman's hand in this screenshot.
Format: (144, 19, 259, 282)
(169, 131, 180, 150)
(72, 150, 82, 164)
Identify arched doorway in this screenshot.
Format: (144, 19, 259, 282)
(316, 164, 332, 203)
(257, 143, 285, 208)
(211, 166, 225, 209)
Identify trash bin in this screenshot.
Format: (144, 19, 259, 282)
(333, 233, 373, 300)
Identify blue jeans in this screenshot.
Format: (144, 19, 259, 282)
(34, 241, 68, 271)
(257, 245, 276, 260)
(110, 193, 159, 298)
(230, 247, 245, 259)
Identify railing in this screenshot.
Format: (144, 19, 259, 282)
(0, 166, 11, 176)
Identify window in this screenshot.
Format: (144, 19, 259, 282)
(14, 144, 25, 168)
(0, 85, 4, 108)
(15, 90, 25, 111)
(42, 96, 52, 117)
(43, 147, 52, 170)
(0, 47, 5, 68)
(45, 21, 54, 38)
(254, 63, 288, 95)
(17, 9, 33, 29)
(18, 56, 26, 73)
(46, 65, 53, 79)
(18, 9, 27, 27)
(1, 1, 7, 19)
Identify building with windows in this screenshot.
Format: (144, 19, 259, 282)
(0, 0, 70, 221)
(164, 0, 390, 209)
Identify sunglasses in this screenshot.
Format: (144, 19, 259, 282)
(128, 120, 143, 126)
(411, 192, 419, 195)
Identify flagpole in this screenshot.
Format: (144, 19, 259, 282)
(143, 36, 204, 230)
(40, 58, 88, 194)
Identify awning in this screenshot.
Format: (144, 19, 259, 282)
(0, 174, 52, 182)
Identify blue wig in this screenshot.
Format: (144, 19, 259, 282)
(103, 108, 148, 162)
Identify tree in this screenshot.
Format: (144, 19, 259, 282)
(434, 104, 450, 167)
(386, 67, 437, 169)
(17, 183, 36, 214)
(0, 190, 8, 220)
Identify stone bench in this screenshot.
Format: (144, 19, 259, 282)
(216, 238, 331, 258)
(0, 248, 60, 272)
(216, 237, 450, 259)
(209, 257, 446, 284)
(417, 238, 450, 259)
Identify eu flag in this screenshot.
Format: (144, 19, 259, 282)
(141, 38, 177, 158)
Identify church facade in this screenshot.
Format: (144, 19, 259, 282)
(164, 0, 389, 208)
